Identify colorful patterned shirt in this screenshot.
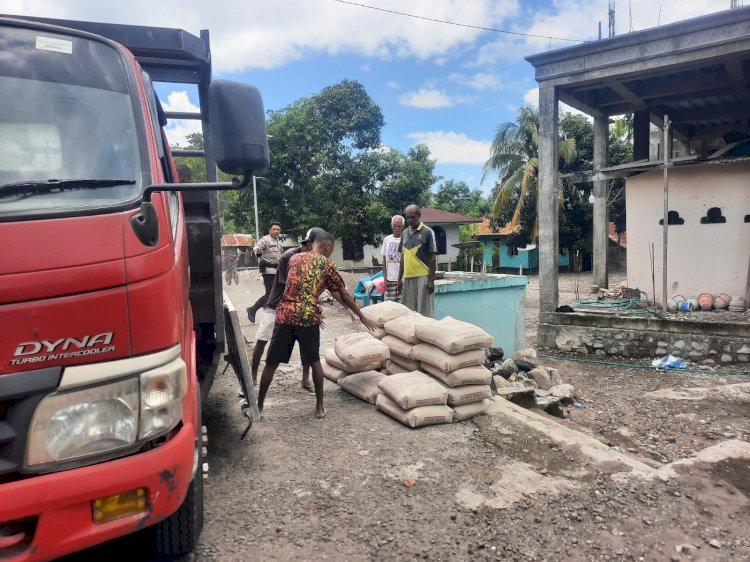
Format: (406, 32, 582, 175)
(275, 252, 345, 327)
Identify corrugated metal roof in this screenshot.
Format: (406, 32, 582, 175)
(221, 234, 254, 247)
(475, 218, 516, 237)
(420, 207, 483, 224)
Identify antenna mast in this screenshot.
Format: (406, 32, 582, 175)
(609, 1, 616, 37)
(731, 0, 744, 7)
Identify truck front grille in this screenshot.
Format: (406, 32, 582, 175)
(0, 367, 61, 482)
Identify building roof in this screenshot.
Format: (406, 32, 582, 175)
(475, 218, 515, 237)
(221, 234, 255, 247)
(420, 207, 483, 225)
(526, 6, 750, 147)
(608, 222, 627, 249)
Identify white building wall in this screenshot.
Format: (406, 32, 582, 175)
(329, 223, 463, 269)
(626, 161, 750, 301)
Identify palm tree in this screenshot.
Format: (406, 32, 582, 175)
(482, 106, 576, 242)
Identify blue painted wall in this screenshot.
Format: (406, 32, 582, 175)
(480, 237, 569, 270)
(434, 273, 527, 356)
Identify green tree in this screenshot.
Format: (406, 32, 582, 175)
(225, 80, 436, 245)
(482, 106, 577, 245)
(432, 179, 490, 218)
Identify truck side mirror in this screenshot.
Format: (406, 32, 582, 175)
(209, 80, 270, 177)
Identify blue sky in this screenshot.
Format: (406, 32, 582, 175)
(1, 0, 725, 194)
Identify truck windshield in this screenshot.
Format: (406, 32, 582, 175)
(0, 25, 142, 217)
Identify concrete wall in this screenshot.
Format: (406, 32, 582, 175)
(537, 311, 750, 365)
(481, 239, 570, 271)
(627, 162, 750, 300)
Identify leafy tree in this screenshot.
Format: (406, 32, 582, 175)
(432, 180, 490, 218)
(224, 80, 435, 245)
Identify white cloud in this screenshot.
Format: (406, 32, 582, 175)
(399, 88, 455, 109)
(523, 87, 539, 107)
(451, 72, 503, 91)
(386, 81, 400, 89)
(161, 91, 202, 147)
(0, 0, 521, 73)
(406, 131, 490, 164)
(399, 88, 477, 109)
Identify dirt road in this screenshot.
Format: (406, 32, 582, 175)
(67, 269, 750, 561)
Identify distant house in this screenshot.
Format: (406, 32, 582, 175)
(330, 208, 482, 269)
(220, 233, 255, 267)
(475, 219, 569, 273)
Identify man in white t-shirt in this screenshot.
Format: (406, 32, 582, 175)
(380, 214, 405, 302)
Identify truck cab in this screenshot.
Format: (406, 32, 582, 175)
(0, 16, 268, 560)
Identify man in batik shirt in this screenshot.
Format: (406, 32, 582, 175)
(256, 230, 376, 419)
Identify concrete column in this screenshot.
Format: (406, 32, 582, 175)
(633, 110, 650, 161)
(592, 115, 609, 292)
(537, 85, 559, 313)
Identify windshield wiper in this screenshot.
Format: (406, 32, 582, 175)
(0, 178, 136, 196)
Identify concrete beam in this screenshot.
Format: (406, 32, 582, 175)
(592, 115, 609, 292)
(538, 86, 559, 313)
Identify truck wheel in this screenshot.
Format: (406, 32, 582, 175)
(154, 438, 204, 556)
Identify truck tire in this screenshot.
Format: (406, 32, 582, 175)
(154, 437, 204, 556)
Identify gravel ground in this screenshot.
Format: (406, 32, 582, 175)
(64, 268, 750, 561)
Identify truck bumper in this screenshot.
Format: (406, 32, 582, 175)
(0, 422, 196, 562)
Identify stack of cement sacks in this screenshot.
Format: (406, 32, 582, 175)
(338, 302, 494, 427)
(320, 332, 390, 383)
(411, 317, 493, 422)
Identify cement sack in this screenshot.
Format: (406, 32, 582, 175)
(334, 332, 390, 370)
(412, 343, 484, 373)
(338, 371, 387, 405)
(441, 383, 492, 406)
(325, 348, 381, 374)
(360, 300, 412, 327)
(383, 313, 432, 344)
(371, 327, 388, 339)
(390, 352, 420, 371)
(415, 316, 493, 353)
(452, 399, 490, 422)
(381, 335, 415, 359)
(421, 361, 492, 387)
(385, 360, 412, 375)
(378, 371, 448, 409)
(376, 394, 453, 428)
(321, 358, 348, 383)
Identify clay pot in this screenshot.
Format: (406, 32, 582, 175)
(714, 294, 731, 310)
(666, 298, 678, 312)
(698, 293, 714, 311)
(729, 295, 746, 312)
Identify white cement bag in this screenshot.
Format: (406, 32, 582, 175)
(334, 332, 390, 370)
(377, 371, 448, 409)
(390, 352, 420, 371)
(376, 394, 453, 428)
(371, 327, 388, 339)
(385, 360, 412, 375)
(381, 335, 415, 359)
(321, 359, 348, 383)
(420, 361, 492, 387)
(441, 383, 492, 406)
(412, 343, 484, 373)
(338, 371, 386, 404)
(415, 316, 493, 353)
(325, 348, 381, 374)
(360, 300, 412, 327)
(452, 399, 490, 422)
(383, 313, 431, 344)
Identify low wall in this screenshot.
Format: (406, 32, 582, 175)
(537, 312, 750, 365)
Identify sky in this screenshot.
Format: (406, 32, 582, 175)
(0, 0, 727, 194)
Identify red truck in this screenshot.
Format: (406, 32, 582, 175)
(0, 15, 268, 560)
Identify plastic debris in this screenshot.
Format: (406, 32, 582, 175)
(651, 354, 687, 370)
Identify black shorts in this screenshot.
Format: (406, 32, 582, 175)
(265, 323, 320, 365)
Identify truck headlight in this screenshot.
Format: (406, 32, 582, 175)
(27, 378, 139, 467)
(26, 356, 188, 469)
